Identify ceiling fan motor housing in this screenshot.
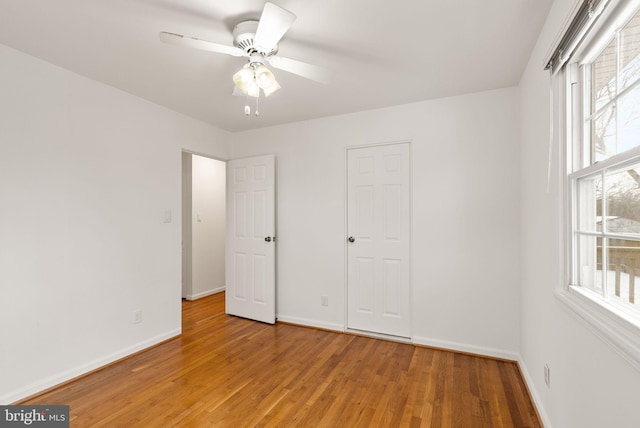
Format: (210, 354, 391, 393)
(233, 20, 278, 56)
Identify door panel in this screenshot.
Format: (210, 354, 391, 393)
(226, 155, 275, 324)
(356, 257, 374, 313)
(356, 185, 374, 239)
(383, 258, 401, 316)
(347, 143, 411, 337)
(384, 185, 402, 240)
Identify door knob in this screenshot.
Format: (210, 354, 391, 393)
(348, 236, 355, 243)
(265, 237, 272, 242)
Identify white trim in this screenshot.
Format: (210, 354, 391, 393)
(278, 316, 521, 362)
(186, 286, 225, 300)
(569, 145, 640, 179)
(345, 328, 412, 344)
(555, 288, 640, 371)
(518, 357, 554, 428)
(343, 145, 349, 336)
(412, 336, 519, 361)
(276, 315, 344, 332)
(0, 329, 181, 405)
(180, 148, 228, 163)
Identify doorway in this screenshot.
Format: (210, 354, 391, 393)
(346, 142, 412, 338)
(181, 152, 226, 301)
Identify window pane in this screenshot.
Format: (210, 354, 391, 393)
(619, 11, 640, 92)
(605, 238, 640, 308)
(578, 234, 603, 293)
(592, 38, 617, 112)
(577, 174, 602, 232)
(604, 162, 640, 234)
(592, 104, 617, 162)
(616, 86, 640, 155)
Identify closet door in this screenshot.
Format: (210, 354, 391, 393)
(347, 143, 411, 337)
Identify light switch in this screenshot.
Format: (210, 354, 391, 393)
(162, 210, 172, 223)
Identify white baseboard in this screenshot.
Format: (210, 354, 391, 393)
(518, 357, 552, 428)
(412, 335, 520, 361)
(186, 286, 225, 300)
(276, 315, 344, 332)
(1, 329, 181, 405)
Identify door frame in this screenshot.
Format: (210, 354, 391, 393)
(181, 149, 228, 302)
(343, 140, 414, 341)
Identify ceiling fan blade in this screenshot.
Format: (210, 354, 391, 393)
(268, 56, 332, 85)
(254, 2, 296, 52)
(159, 32, 246, 57)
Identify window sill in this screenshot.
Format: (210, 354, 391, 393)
(555, 286, 640, 372)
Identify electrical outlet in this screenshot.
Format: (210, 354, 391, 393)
(544, 364, 550, 388)
(133, 309, 142, 324)
(321, 295, 328, 307)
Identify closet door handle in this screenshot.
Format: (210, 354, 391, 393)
(265, 237, 272, 242)
(347, 236, 355, 243)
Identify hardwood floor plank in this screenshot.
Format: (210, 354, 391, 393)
(20, 293, 541, 427)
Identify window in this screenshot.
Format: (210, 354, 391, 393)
(572, 5, 640, 319)
(574, 162, 640, 310)
(548, 0, 640, 368)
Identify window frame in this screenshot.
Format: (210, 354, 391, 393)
(557, 0, 640, 371)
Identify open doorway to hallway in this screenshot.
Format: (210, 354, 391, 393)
(181, 152, 226, 301)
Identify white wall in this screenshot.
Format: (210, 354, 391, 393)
(230, 87, 521, 358)
(519, 1, 640, 427)
(0, 43, 230, 404)
(189, 155, 225, 299)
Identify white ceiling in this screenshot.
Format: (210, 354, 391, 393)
(0, 0, 553, 132)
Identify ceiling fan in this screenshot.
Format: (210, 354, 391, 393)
(160, 2, 331, 115)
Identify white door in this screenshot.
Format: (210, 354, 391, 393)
(347, 143, 411, 337)
(226, 155, 276, 324)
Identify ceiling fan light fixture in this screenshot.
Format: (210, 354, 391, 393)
(254, 65, 275, 89)
(232, 65, 255, 95)
(160, 2, 332, 117)
(233, 62, 279, 98)
(262, 79, 281, 97)
(247, 81, 260, 98)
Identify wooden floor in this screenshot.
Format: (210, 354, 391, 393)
(22, 293, 541, 427)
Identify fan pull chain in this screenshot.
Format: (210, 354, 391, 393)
(255, 95, 260, 117)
